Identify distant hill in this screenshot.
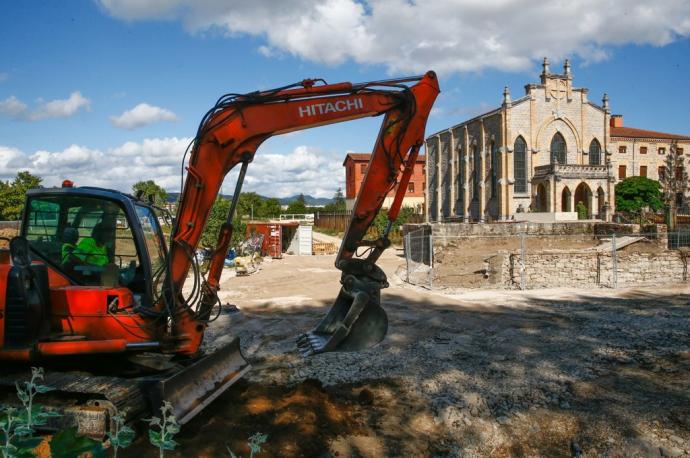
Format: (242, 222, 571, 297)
(167, 192, 333, 206)
(278, 195, 333, 206)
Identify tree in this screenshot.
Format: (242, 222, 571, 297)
(323, 188, 347, 213)
(660, 141, 689, 208)
(234, 193, 281, 220)
(659, 141, 689, 229)
(236, 192, 266, 220)
(286, 199, 307, 215)
(199, 197, 246, 250)
(0, 171, 42, 221)
(615, 176, 664, 214)
(282, 193, 310, 215)
(132, 180, 168, 207)
(333, 188, 345, 208)
(372, 206, 416, 237)
(261, 198, 281, 218)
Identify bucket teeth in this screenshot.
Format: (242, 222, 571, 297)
(296, 332, 327, 356)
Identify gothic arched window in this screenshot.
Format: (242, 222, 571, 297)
(514, 136, 527, 193)
(589, 139, 601, 165)
(551, 132, 567, 164)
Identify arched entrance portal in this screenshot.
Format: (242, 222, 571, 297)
(574, 182, 592, 218)
(561, 187, 572, 212)
(535, 183, 548, 212)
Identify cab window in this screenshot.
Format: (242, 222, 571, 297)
(25, 195, 144, 291)
(135, 205, 167, 297)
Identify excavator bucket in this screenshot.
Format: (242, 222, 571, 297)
(146, 337, 251, 424)
(297, 265, 389, 356)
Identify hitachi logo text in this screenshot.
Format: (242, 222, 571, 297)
(298, 98, 363, 118)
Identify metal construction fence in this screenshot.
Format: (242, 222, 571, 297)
(403, 228, 690, 291)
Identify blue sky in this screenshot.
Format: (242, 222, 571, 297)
(1, 0, 689, 197)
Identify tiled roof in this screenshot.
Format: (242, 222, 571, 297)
(343, 153, 372, 162)
(611, 126, 690, 141)
(343, 152, 425, 166)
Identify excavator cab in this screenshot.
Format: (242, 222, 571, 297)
(2, 185, 250, 435)
(21, 186, 166, 307)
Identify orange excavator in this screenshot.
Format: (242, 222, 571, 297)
(0, 72, 439, 435)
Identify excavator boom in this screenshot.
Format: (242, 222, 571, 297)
(168, 72, 439, 355)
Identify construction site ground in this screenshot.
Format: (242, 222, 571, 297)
(125, 233, 690, 458)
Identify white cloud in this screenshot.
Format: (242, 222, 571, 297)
(110, 103, 178, 130)
(0, 92, 91, 121)
(97, 0, 690, 74)
(0, 146, 29, 176)
(0, 96, 28, 119)
(236, 146, 344, 198)
(0, 139, 343, 198)
(29, 92, 91, 121)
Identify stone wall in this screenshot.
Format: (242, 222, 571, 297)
(404, 221, 597, 240)
(404, 222, 667, 242)
(491, 249, 688, 289)
(404, 222, 680, 289)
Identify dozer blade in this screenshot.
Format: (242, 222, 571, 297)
(147, 337, 250, 424)
(297, 287, 388, 357)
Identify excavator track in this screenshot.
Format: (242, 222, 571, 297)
(0, 338, 249, 438)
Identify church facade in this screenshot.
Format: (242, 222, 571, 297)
(426, 59, 621, 222)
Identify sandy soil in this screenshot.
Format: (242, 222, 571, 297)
(125, 242, 690, 458)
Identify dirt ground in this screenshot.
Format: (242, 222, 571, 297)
(124, 234, 690, 458)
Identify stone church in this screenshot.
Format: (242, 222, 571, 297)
(425, 58, 690, 223)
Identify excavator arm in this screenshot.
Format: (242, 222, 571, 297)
(166, 72, 440, 355)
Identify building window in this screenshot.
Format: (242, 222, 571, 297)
(640, 146, 647, 154)
(619, 165, 627, 179)
(678, 148, 685, 155)
(514, 136, 527, 193)
(360, 163, 366, 173)
(640, 165, 647, 177)
(408, 182, 414, 193)
(658, 147, 666, 155)
(659, 166, 665, 181)
(619, 146, 627, 154)
(589, 139, 602, 165)
(676, 167, 684, 181)
(550, 132, 567, 164)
